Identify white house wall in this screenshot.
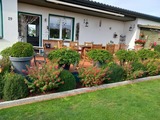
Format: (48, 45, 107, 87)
(18, 3, 125, 46)
(0, 0, 18, 53)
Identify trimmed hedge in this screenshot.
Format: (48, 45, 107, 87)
(57, 70, 76, 92)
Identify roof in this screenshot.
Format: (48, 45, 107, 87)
(138, 24, 160, 30)
(60, 0, 160, 22)
(18, 0, 160, 22)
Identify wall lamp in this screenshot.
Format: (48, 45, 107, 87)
(129, 24, 135, 31)
(84, 19, 89, 27)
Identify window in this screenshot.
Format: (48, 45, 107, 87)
(28, 24, 38, 37)
(0, 0, 3, 38)
(49, 15, 74, 40)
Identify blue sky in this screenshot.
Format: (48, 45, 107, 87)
(94, 0, 160, 17)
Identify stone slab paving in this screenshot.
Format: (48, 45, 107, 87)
(0, 75, 160, 109)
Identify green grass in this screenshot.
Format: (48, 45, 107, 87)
(0, 79, 160, 120)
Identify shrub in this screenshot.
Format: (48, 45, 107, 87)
(0, 57, 11, 75)
(131, 61, 147, 72)
(115, 50, 128, 65)
(0, 47, 12, 58)
(123, 63, 146, 80)
(143, 59, 160, 76)
(3, 73, 28, 100)
(87, 49, 113, 63)
(78, 66, 109, 87)
(154, 45, 160, 52)
(131, 70, 145, 79)
(25, 62, 63, 93)
(57, 70, 76, 92)
(137, 49, 159, 61)
(105, 62, 126, 83)
(0, 75, 4, 99)
(10, 42, 34, 57)
(126, 50, 138, 62)
(115, 50, 138, 65)
(48, 48, 80, 66)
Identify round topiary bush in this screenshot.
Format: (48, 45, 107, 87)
(87, 49, 113, 64)
(57, 70, 76, 92)
(105, 62, 126, 83)
(3, 73, 29, 100)
(131, 61, 147, 72)
(10, 42, 34, 57)
(48, 48, 80, 67)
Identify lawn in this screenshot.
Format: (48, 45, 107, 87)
(0, 79, 160, 120)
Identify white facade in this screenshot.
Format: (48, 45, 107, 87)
(0, 0, 160, 53)
(0, 0, 18, 52)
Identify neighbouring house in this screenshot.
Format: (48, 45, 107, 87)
(0, 0, 160, 53)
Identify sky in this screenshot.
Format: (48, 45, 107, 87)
(93, 0, 160, 17)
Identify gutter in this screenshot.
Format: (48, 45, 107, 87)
(46, 0, 124, 17)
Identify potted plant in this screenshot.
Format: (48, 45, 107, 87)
(87, 49, 113, 67)
(9, 42, 34, 75)
(48, 48, 80, 70)
(135, 39, 146, 46)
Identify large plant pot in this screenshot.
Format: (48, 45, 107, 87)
(9, 56, 32, 75)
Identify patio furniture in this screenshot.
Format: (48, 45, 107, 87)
(91, 44, 103, 49)
(119, 43, 128, 50)
(105, 44, 115, 54)
(33, 46, 47, 66)
(43, 40, 63, 53)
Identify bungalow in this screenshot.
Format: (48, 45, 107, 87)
(0, 0, 160, 53)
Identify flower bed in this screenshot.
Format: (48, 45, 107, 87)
(1, 47, 160, 102)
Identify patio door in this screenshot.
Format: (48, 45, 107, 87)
(18, 13, 42, 46)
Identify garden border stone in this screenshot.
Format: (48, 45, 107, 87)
(0, 75, 160, 109)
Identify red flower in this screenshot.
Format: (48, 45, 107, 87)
(135, 39, 146, 44)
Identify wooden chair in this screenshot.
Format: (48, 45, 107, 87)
(33, 46, 47, 66)
(106, 44, 115, 54)
(69, 41, 79, 50)
(119, 44, 128, 50)
(114, 44, 120, 53)
(91, 44, 103, 49)
(84, 42, 93, 47)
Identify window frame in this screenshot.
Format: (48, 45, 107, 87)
(48, 14, 75, 41)
(0, 0, 3, 39)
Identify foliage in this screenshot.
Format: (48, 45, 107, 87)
(25, 62, 63, 93)
(154, 45, 160, 52)
(0, 57, 11, 75)
(131, 61, 147, 72)
(115, 50, 138, 64)
(87, 49, 113, 63)
(115, 50, 128, 64)
(78, 66, 109, 87)
(57, 70, 76, 92)
(3, 73, 28, 100)
(125, 50, 138, 62)
(131, 70, 145, 79)
(0, 47, 12, 58)
(137, 49, 160, 61)
(123, 63, 146, 80)
(143, 59, 160, 76)
(48, 48, 80, 65)
(105, 62, 126, 83)
(10, 42, 34, 57)
(0, 74, 4, 99)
